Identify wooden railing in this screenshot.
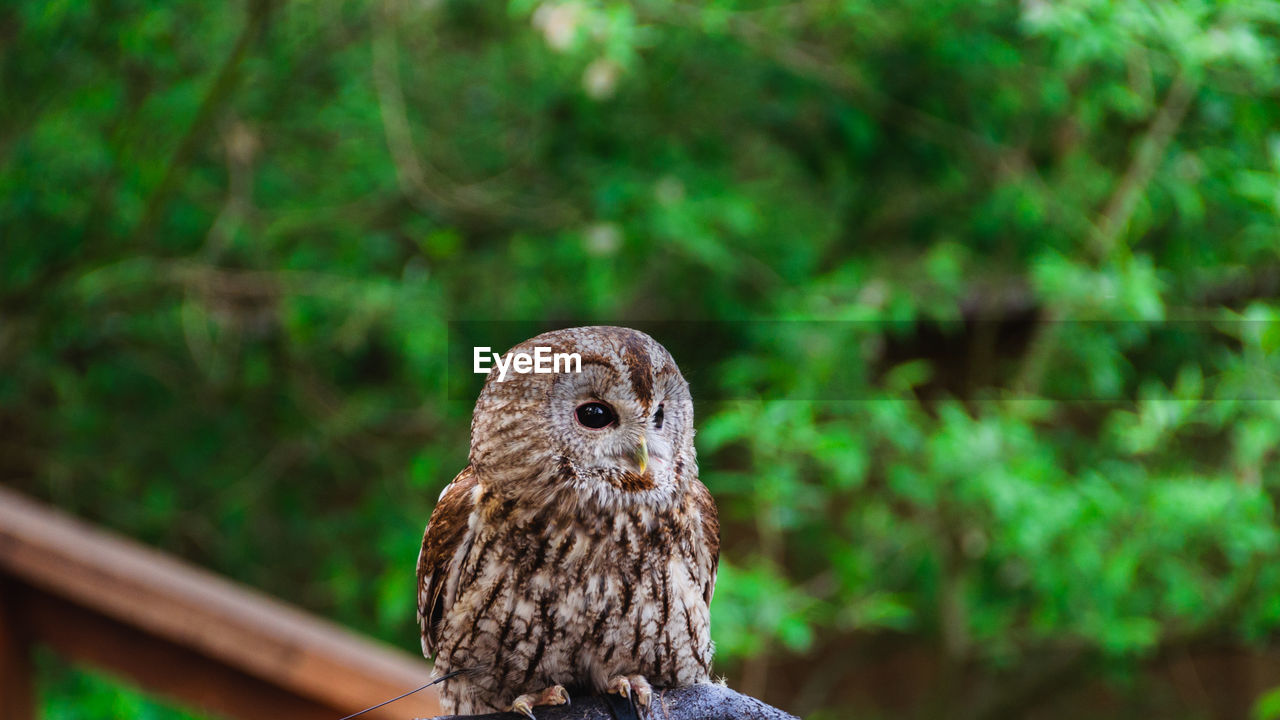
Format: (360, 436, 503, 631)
(0, 486, 442, 720)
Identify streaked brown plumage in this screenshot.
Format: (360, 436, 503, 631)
(417, 326, 719, 716)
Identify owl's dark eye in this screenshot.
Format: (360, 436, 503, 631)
(653, 404, 665, 429)
(575, 402, 617, 429)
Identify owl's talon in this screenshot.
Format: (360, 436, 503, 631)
(607, 674, 652, 713)
(509, 699, 536, 720)
(542, 685, 570, 707)
(607, 675, 632, 700)
(507, 684, 568, 719)
(630, 675, 653, 708)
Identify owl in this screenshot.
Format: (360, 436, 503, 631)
(417, 326, 720, 717)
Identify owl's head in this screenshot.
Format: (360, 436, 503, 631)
(469, 326, 696, 506)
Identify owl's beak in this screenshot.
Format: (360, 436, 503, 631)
(629, 436, 649, 475)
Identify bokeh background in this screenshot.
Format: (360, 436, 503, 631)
(5, 0, 1280, 717)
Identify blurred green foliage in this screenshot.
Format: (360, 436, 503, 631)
(4, 0, 1280, 717)
(37, 652, 201, 720)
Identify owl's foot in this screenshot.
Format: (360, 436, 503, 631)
(606, 674, 653, 709)
(507, 684, 570, 720)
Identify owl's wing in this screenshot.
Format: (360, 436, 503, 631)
(416, 465, 478, 658)
(692, 480, 721, 607)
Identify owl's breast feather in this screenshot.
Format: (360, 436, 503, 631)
(432, 481, 716, 714)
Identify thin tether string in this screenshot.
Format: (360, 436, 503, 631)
(336, 669, 466, 720)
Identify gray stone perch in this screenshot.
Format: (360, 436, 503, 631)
(425, 683, 798, 720)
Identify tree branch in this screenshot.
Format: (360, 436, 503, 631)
(1090, 71, 1198, 260)
(132, 0, 273, 246)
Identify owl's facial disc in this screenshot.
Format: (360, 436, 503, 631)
(566, 393, 675, 491)
(468, 327, 694, 502)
